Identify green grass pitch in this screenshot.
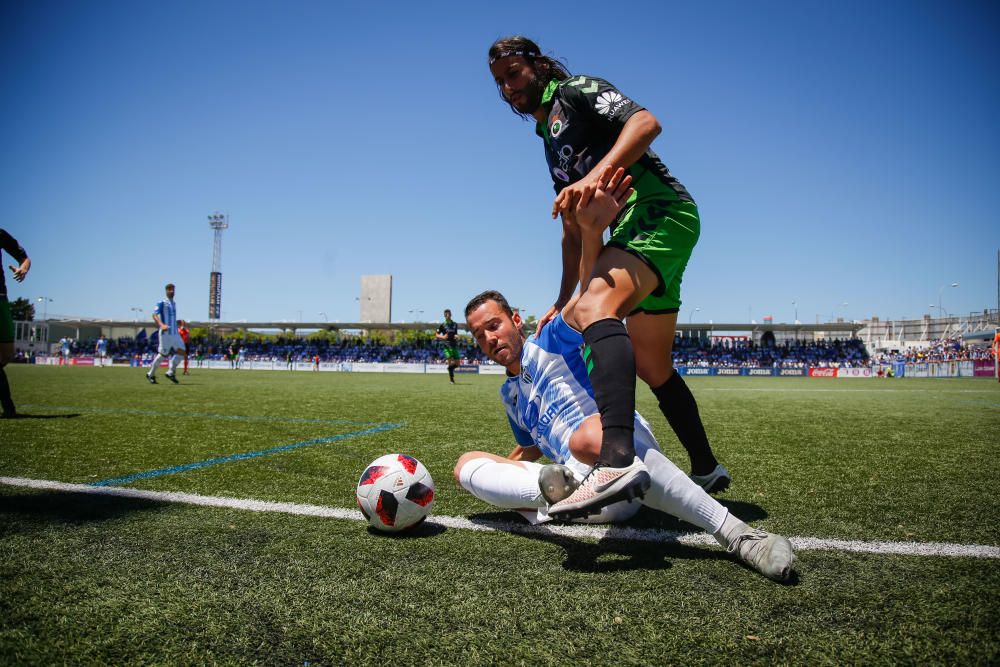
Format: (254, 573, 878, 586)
(2, 364, 999, 664)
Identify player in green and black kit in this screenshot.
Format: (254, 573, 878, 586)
(1, 229, 31, 418)
(436, 309, 460, 384)
(488, 36, 730, 519)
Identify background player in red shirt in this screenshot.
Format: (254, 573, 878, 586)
(177, 320, 191, 375)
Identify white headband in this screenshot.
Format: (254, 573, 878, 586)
(489, 48, 540, 65)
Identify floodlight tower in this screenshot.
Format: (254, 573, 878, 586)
(208, 212, 229, 321)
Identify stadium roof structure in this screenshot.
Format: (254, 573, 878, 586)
(39, 318, 866, 336)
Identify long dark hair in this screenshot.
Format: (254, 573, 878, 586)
(488, 36, 571, 119)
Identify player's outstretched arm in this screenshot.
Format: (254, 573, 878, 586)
(537, 220, 582, 335)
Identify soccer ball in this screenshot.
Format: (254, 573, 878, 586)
(356, 454, 435, 532)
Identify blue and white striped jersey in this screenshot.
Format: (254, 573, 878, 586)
(153, 299, 178, 335)
(499, 314, 600, 464)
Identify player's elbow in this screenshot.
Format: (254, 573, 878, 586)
(630, 110, 661, 142)
(643, 112, 662, 140)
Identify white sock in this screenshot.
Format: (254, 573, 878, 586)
(457, 458, 544, 509)
(168, 354, 180, 374)
(713, 512, 750, 549)
(639, 448, 729, 534)
(148, 354, 165, 376)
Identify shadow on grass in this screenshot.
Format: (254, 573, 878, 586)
(365, 519, 448, 539)
(465, 498, 776, 575)
(2, 412, 82, 419)
(0, 490, 168, 529)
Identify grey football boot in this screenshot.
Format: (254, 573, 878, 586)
(538, 464, 581, 505)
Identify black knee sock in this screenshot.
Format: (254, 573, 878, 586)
(582, 318, 636, 467)
(0, 367, 14, 415)
(652, 372, 717, 475)
(448, 365, 455, 381)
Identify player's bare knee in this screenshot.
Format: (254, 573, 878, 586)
(568, 415, 602, 466)
(564, 290, 609, 329)
(567, 296, 605, 330)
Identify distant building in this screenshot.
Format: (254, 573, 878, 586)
(360, 275, 392, 323)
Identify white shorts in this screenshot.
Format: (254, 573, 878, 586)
(158, 332, 186, 355)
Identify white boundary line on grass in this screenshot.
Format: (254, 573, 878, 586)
(2, 476, 998, 559)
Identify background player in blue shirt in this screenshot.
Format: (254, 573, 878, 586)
(0, 228, 31, 418)
(95, 336, 109, 367)
(60, 337, 72, 364)
(146, 283, 184, 384)
(457, 288, 795, 582)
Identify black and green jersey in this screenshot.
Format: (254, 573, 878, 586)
(536, 76, 692, 204)
(0, 229, 28, 299)
(437, 319, 458, 346)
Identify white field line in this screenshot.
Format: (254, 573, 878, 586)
(2, 476, 998, 559)
(698, 387, 998, 394)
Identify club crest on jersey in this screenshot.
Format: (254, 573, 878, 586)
(595, 90, 629, 116)
(550, 118, 567, 137)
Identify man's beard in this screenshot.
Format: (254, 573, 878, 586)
(511, 76, 545, 115)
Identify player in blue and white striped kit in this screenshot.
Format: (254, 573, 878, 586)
(456, 290, 796, 581)
(146, 283, 184, 384)
(457, 291, 656, 525)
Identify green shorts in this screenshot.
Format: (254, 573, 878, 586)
(607, 198, 700, 315)
(443, 346, 460, 360)
(0, 298, 12, 344)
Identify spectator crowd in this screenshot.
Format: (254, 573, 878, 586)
(26, 331, 997, 368)
(872, 335, 995, 365)
(43, 332, 994, 369)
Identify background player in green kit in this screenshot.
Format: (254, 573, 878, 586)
(488, 36, 730, 518)
(436, 308, 460, 384)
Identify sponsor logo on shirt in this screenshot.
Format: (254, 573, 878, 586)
(552, 143, 575, 183)
(595, 90, 629, 116)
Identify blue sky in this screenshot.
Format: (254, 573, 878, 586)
(2, 0, 997, 326)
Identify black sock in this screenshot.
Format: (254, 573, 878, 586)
(652, 372, 717, 475)
(448, 365, 455, 381)
(582, 318, 636, 467)
(0, 367, 15, 415)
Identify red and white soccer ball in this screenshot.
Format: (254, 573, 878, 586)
(356, 454, 435, 532)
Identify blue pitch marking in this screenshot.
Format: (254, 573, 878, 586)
(20, 404, 380, 426)
(90, 423, 403, 487)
